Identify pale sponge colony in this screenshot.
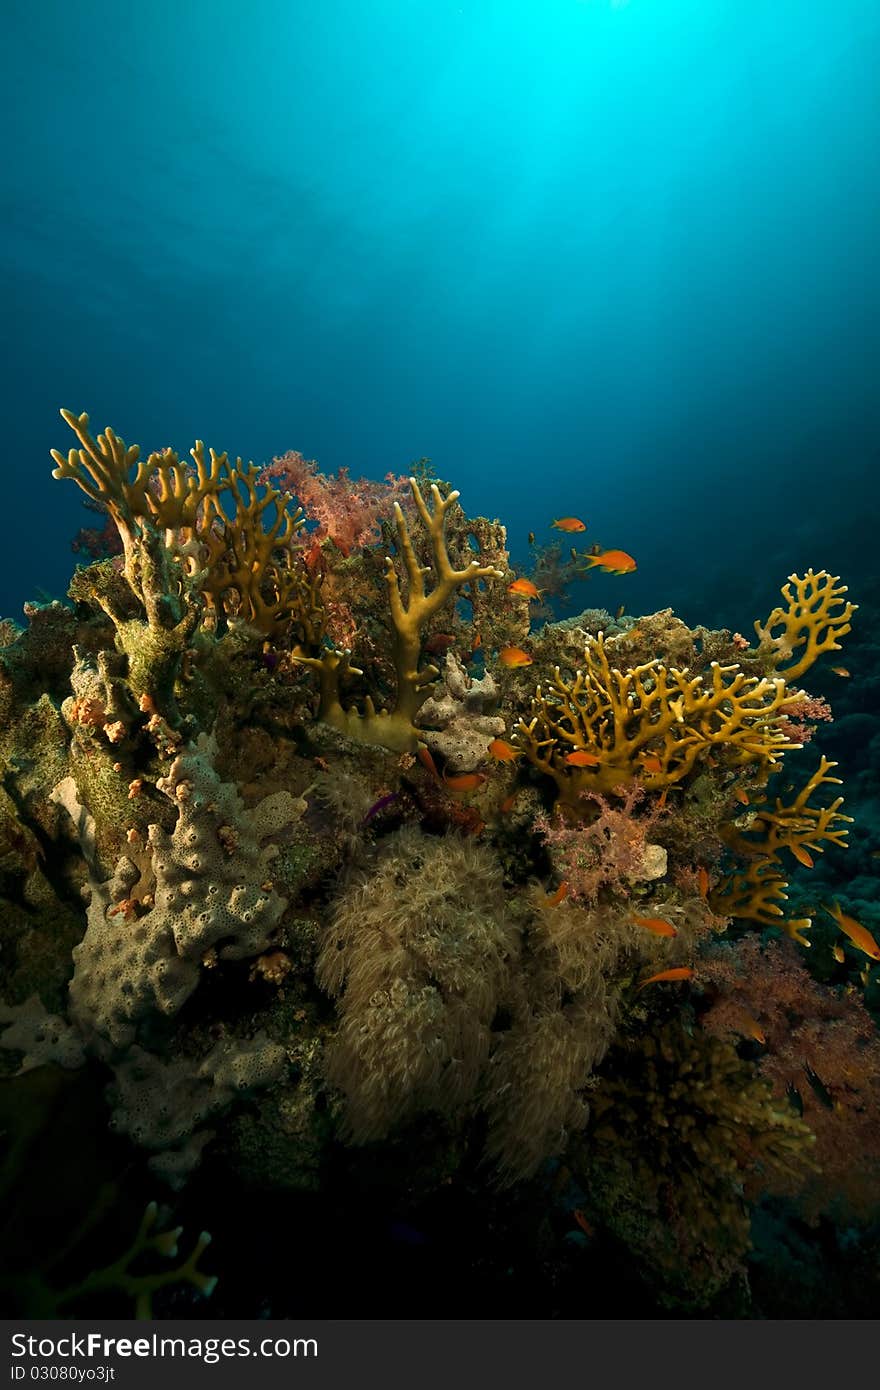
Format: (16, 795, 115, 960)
(69, 734, 305, 1050)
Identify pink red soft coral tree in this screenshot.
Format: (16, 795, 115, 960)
(700, 935, 880, 1223)
(261, 450, 414, 557)
(534, 787, 664, 905)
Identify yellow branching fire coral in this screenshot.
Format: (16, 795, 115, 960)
(712, 759, 852, 947)
(709, 856, 814, 946)
(51, 411, 326, 712)
(514, 633, 796, 810)
(293, 478, 504, 752)
(754, 570, 856, 682)
(197, 461, 318, 641)
(53, 409, 316, 641)
(725, 756, 852, 866)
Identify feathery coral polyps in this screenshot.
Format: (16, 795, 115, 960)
(514, 633, 796, 812)
(754, 570, 856, 682)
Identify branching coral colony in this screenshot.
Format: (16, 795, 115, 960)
(0, 407, 875, 1313)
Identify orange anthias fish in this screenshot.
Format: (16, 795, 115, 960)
(733, 786, 750, 806)
(551, 517, 587, 533)
(631, 914, 678, 938)
(417, 745, 441, 780)
(580, 549, 637, 575)
(572, 1209, 595, 1239)
(499, 789, 521, 814)
(546, 881, 569, 906)
(698, 866, 710, 899)
(499, 646, 533, 669)
(444, 771, 488, 794)
(636, 966, 694, 991)
(639, 754, 663, 774)
(564, 749, 601, 767)
(791, 844, 815, 869)
(507, 577, 543, 599)
(488, 738, 520, 763)
(733, 1008, 766, 1045)
(831, 666, 850, 678)
(833, 943, 846, 964)
(824, 903, 880, 961)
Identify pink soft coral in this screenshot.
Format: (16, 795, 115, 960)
(534, 786, 664, 904)
(700, 936, 880, 1222)
(261, 450, 413, 557)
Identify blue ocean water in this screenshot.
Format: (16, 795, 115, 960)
(2, 0, 879, 629)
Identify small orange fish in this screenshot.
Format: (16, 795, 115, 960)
(417, 745, 441, 780)
(733, 787, 750, 806)
(698, 866, 710, 899)
(507, 577, 542, 599)
(444, 771, 488, 793)
(551, 517, 587, 533)
(615, 604, 625, 621)
(791, 844, 815, 869)
(636, 966, 694, 991)
(573, 1209, 595, 1238)
(580, 548, 636, 575)
(472, 633, 482, 650)
(831, 666, 850, 678)
(824, 903, 880, 961)
(734, 1008, 766, 1045)
(499, 646, 533, 669)
(546, 881, 569, 906)
(631, 914, 678, 938)
(527, 532, 535, 546)
(833, 943, 845, 964)
(488, 738, 520, 763)
(499, 789, 521, 814)
(639, 754, 663, 774)
(564, 749, 601, 767)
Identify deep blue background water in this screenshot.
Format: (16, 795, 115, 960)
(2, 0, 879, 632)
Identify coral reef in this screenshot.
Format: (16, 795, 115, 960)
(0, 405, 873, 1318)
